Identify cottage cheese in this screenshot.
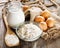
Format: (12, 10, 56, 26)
(17, 23, 42, 41)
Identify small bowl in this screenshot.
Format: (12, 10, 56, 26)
(16, 21, 42, 42)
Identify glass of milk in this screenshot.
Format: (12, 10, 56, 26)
(30, 7, 42, 22)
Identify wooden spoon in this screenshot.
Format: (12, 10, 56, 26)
(3, 8, 19, 47)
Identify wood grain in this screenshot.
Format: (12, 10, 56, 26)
(0, 11, 60, 48)
(0, 0, 60, 48)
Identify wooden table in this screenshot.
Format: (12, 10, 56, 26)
(0, 0, 60, 47)
(0, 10, 60, 48)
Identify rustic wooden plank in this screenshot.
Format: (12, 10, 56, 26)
(1, 14, 60, 48)
(0, 6, 60, 48)
(1, 15, 60, 48)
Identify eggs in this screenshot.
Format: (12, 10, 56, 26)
(22, 5, 29, 11)
(34, 16, 45, 23)
(39, 22, 47, 31)
(40, 9, 50, 19)
(46, 17, 55, 28)
(33, 9, 55, 31)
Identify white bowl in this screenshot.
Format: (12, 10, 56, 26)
(16, 22, 42, 41)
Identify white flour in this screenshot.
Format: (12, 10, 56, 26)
(5, 34, 19, 45)
(18, 23, 42, 41)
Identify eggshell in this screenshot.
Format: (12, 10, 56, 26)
(40, 9, 50, 19)
(46, 17, 55, 28)
(39, 22, 48, 31)
(34, 16, 45, 23)
(22, 5, 29, 11)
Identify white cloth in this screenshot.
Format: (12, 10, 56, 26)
(0, 5, 5, 18)
(0, 0, 8, 3)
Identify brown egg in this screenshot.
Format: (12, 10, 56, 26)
(46, 17, 55, 28)
(22, 5, 29, 11)
(34, 16, 45, 23)
(40, 9, 50, 19)
(39, 22, 48, 31)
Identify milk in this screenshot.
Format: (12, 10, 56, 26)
(30, 7, 42, 21)
(7, 1, 25, 28)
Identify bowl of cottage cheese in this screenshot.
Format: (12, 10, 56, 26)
(16, 22, 42, 41)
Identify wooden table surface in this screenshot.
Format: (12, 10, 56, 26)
(0, 11, 60, 48)
(0, 0, 60, 47)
